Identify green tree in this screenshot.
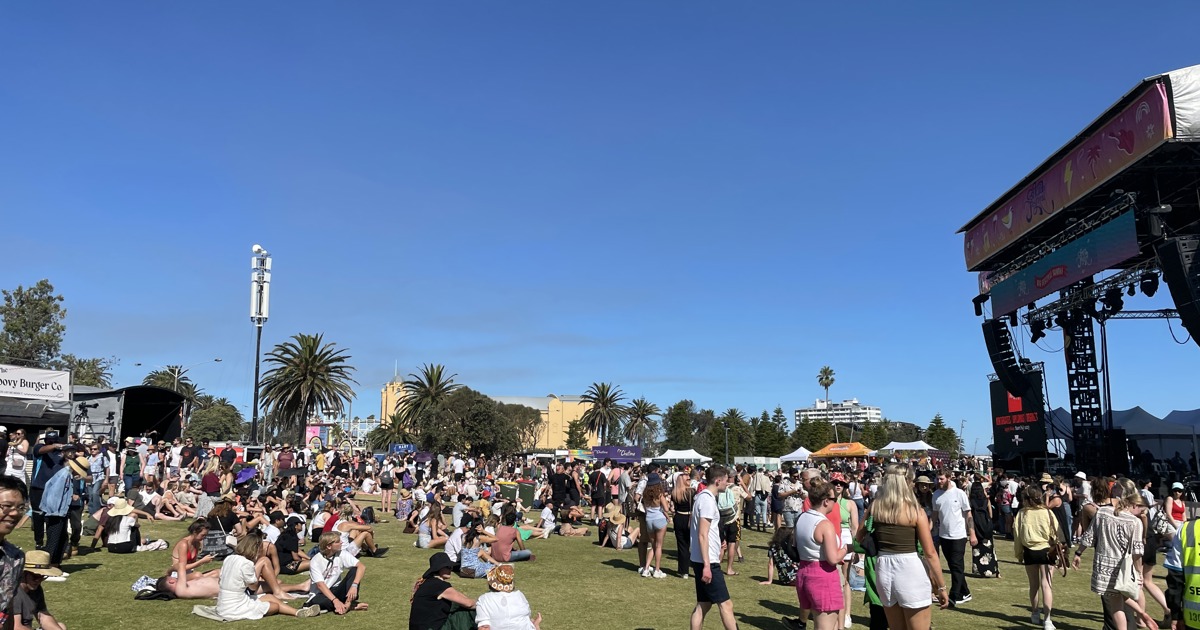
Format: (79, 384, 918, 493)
(623, 398, 660, 450)
(662, 400, 696, 451)
(754, 407, 790, 457)
(0, 280, 65, 366)
(565, 418, 590, 450)
(497, 400, 544, 451)
(791, 416, 833, 451)
(258, 333, 358, 444)
(54, 354, 117, 388)
(692, 409, 717, 454)
(395, 364, 462, 425)
(186, 404, 246, 442)
(860, 421, 889, 450)
(817, 365, 836, 441)
(923, 413, 961, 456)
(580, 382, 628, 446)
(709, 408, 755, 464)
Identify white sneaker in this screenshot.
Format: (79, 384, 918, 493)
(1043, 619, 1055, 630)
(844, 614, 852, 628)
(653, 569, 667, 578)
(637, 567, 645, 576)
(58, 572, 70, 578)
(45, 575, 66, 583)
(641, 567, 653, 577)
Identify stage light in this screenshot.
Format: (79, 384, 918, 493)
(973, 294, 989, 317)
(1030, 319, 1047, 343)
(1054, 311, 1071, 329)
(1008, 312, 1018, 327)
(1101, 287, 1124, 315)
(1127, 284, 1136, 297)
(1140, 272, 1159, 297)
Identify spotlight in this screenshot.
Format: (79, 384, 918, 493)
(973, 294, 990, 317)
(1140, 272, 1159, 297)
(1101, 287, 1125, 315)
(1008, 312, 1018, 327)
(1054, 311, 1071, 329)
(1030, 319, 1047, 343)
(1127, 284, 1136, 297)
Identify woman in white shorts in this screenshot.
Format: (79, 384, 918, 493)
(856, 463, 948, 630)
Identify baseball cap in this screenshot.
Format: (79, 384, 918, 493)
(1172, 482, 1185, 491)
(1074, 471, 1086, 480)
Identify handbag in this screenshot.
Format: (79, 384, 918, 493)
(201, 519, 234, 559)
(1112, 553, 1139, 599)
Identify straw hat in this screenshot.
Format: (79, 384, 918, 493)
(108, 498, 134, 517)
(608, 512, 626, 526)
(602, 500, 622, 519)
(1039, 473, 1054, 484)
(915, 476, 933, 485)
(399, 488, 412, 499)
(486, 565, 515, 593)
(23, 550, 63, 577)
(67, 456, 90, 478)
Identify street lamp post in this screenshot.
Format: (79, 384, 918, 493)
(722, 421, 730, 467)
(250, 244, 272, 445)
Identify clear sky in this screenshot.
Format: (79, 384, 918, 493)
(3, 3, 1198, 453)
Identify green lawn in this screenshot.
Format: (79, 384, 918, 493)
(22, 500, 1126, 629)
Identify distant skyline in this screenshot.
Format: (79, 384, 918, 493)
(4, 3, 1200, 454)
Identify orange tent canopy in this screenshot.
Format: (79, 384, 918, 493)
(810, 442, 873, 458)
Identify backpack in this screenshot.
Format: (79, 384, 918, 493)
(360, 506, 376, 524)
(381, 469, 393, 483)
(401, 470, 414, 489)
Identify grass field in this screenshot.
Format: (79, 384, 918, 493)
(22, 498, 1130, 629)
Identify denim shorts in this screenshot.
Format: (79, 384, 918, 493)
(645, 511, 668, 531)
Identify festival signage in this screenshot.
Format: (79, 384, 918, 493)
(965, 83, 1171, 271)
(0, 364, 71, 401)
(989, 210, 1141, 315)
(991, 374, 1047, 454)
(590, 445, 642, 463)
(390, 443, 416, 455)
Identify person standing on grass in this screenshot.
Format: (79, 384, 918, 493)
(793, 478, 848, 630)
(932, 470, 974, 606)
(1014, 484, 1059, 630)
(689, 465, 737, 630)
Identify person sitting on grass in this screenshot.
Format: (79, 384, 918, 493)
(216, 531, 320, 620)
(14, 550, 67, 630)
(458, 526, 498, 578)
(308, 531, 368, 615)
(159, 480, 197, 519)
(418, 501, 449, 549)
(277, 516, 311, 577)
(491, 512, 535, 563)
(335, 504, 379, 557)
(758, 526, 798, 587)
(538, 500, 557, 538)
(99, 498, 167, 554)
(170, 519, 219, 578)
(606, 510, 640, 550)
(410, 552, 476, 630)
(476, 565, 542, 630)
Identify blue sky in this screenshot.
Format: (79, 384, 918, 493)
(3, 3, 1198, 453)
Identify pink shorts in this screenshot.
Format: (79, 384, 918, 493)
(795, 560, 844, 613)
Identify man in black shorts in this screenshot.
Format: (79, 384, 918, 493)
(690, 465, 736, 630)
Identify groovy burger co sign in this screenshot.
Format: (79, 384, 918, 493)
(0, 364, 71, 401)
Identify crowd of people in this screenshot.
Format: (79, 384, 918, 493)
(0, 424, 1195, 630)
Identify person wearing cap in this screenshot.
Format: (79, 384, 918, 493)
(309, 531, 367, 615)
(1167, 481, 1187, 531)
(30, 431, 69, 552)
(13, 550, 66, 630)
(410, 551, 475, 630)
(475, 565, 542, 630)
(38, 443, 86, 573)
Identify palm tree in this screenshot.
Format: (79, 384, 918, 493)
(623, 398, 660, 449)
(817, 365, 836, 441)
(580, 382, 628, 445)
(395, 364, 462, 425)
(144, 365, 203, 419)
(258, 333, 358, 444)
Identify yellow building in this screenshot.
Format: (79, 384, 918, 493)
(380, 379, 405, 425)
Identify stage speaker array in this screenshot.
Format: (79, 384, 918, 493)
(1156, 236, 1200, 346)
(982, 318, 1031, 398)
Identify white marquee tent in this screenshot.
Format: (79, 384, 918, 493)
(652, 448, 713, 463)
(881, 440, 938, 452)
(780, 446, 812, 462)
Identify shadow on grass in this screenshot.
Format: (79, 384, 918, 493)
(60, 562, 101, 573)
(1008, 603, 1103, 623)
(601, 558, 641, 572)
(759, 598, 797, 616)
(736, 613, 785, 627)
(954, 604, 1038, 628)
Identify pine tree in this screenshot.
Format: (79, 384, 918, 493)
(663, 400, 696, 450)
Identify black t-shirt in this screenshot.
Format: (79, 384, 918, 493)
(179, 446, 197, 468)
(408, 577, 452, 630)
(220, 447, 237, 465)
(31, 447, 64, 489)
(13, 585, 47, 627)
(277, 531, 300, 560)
(208, 513, 239, 535)
(550, 472, 570, 502)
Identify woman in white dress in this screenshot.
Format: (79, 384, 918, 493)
(217, 530, 320, 620)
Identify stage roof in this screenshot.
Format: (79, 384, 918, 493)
(961, 64, 1200, 273)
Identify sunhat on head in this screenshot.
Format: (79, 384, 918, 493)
(23, 550, 63, 577)
(915, 476, 933, 485)
(602, 501, 622, 518)
(829, 472, 847, 485)
(423, 552, 455, 579)
(486, 565, 515, 593)
(108, 498, 134, 517)
(216, 493, 236, 504)
(608, 512, 627, 526)
(67, 456, 90, 478)
(1039, 473, 1053, 484)
(400, 488, 412, 499)
(1075, 471, 1087, 479)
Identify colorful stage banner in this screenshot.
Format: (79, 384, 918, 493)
(965, 83, 1170, 270)
(989, 210, 1141, 315)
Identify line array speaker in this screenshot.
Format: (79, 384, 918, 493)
(982, 318, 1031, 398)
(1156, 236, 1200, 346)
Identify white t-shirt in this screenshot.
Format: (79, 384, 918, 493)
(445, 528, 466, 563)
(108, 515, 137, 545)
(539, 506, 556, 529)
(169, 446, 183, 468)
(453, 458, 465, 474)
(262, 523, 281, 544)
(689, 489, 721, 564)
(475, 590, 536, 630)
(308, 549, 359, 592)
(361, 478, 377, 494)
(932, 486, 971, 540)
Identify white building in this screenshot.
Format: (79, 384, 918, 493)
(795, 399, 882, 427)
